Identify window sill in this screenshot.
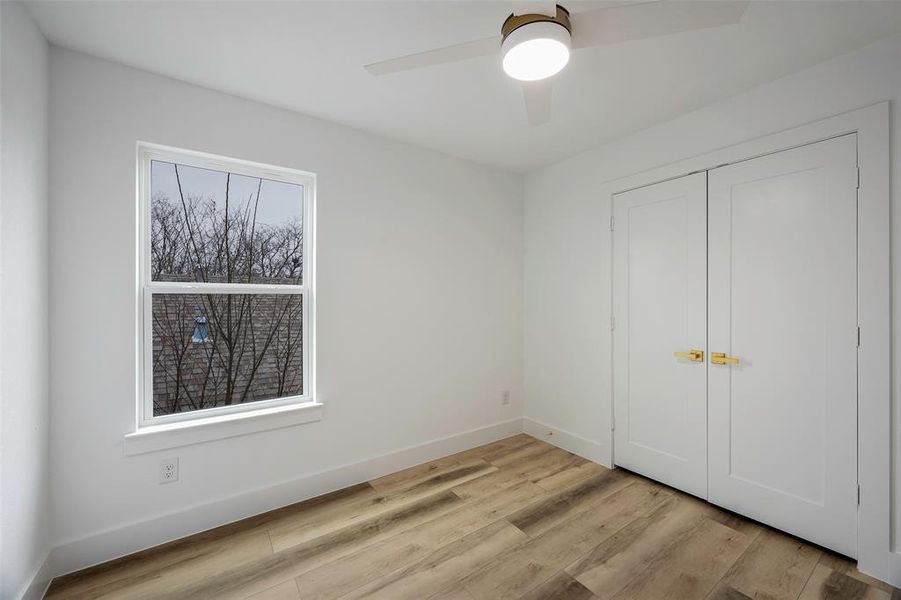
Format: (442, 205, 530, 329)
(123, 401, 323, 456)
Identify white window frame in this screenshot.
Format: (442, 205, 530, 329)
(136, 142, 316, 429)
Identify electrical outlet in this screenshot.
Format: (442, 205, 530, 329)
(502, 390, 511, 405)
(160, 458, 179, 484)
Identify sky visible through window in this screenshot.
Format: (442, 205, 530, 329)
(151, 160, 302, 229)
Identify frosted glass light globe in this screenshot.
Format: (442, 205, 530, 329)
(502, 20, 571, 81)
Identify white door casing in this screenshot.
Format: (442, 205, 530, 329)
(612, 172, 707, 498)
(707, 134, 859, 557)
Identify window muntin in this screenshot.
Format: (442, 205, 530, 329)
(139, 144, 314, 426)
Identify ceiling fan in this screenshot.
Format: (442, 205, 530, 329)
(364, 1, 749, 126)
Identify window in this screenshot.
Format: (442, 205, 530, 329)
(138, 143, 315, 427)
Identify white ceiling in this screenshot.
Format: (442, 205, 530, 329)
(25, 1, 901, 172)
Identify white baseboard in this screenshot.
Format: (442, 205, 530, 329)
(45, 418, 524, 584)
(522, 417, 610, 467)
(15, 548, 53, 600)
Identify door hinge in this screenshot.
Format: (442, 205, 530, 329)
(857, 484, 860, 505)
(611, 416, 616, 432)
(856, 166, 860, 190)
(857, 326, 861, 348)
(609, 216, 615, 231)
(611, 316, 616, 331)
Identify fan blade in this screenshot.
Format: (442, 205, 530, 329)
(365, 36, 500, 76)
(522, 80, 552, 126)
(512, 1, 558, 17)
(571, 0, 749, 50)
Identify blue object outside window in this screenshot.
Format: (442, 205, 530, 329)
(192, 316, 211, 343)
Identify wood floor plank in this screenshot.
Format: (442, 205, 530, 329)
(246, 580, 302, 600)
(797, 564, 891, 600)
(433, 437, 543, 472)
(818, 550, 898, 594)
(269, 459, 496, 552)
(168, 490, 465, 599)
(369, 453, 497, 494)
(297, 541, 425, 600)
(479, 434, 554, 464)
(45, 486, 373, 598)
(368, 455, 468, 492)
(534, 459, 607, 491)
(45, 528, 274, 599)
(294, 480, 546, 600)
(519, 571, 598, 600)
(717, 529, 822, 600)
(507, 469, 632, 538)
(704, 584, 753, 600)
(566, 494, 706, 597)
(649, 491, 765, 541)
(462, 481, 670, 599)
(699, 504, 764, 538)
(604, 517, 755, 600)
(488, 438, 560, 467)
(339, 520, 529, 600)
(452, 447, 582, 500)
(428, 587, 478, 600)
(468, 434, 540, 463)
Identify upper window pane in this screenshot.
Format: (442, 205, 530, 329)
(150, 160, 304, 285)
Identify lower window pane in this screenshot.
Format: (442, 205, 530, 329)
(151, 293, 302, 417)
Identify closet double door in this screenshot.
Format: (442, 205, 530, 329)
(612, 135, 859, 557)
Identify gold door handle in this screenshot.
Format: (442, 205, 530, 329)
(673, 349, 704, 362)
(711, 352, 740, 365)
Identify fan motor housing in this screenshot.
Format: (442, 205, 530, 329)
(501, 4, 572, 40)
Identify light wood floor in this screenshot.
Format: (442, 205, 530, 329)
(47, 434, 898, 600)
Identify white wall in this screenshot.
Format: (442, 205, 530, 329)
(47, 48, 523, 573)
(523, 32, 901, 568)
(0, 2, 51, 598)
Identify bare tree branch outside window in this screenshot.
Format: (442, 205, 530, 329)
(149, 160, 304, 416)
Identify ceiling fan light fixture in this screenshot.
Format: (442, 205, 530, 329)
(501, 6, 572, 82)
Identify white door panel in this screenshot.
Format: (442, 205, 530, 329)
(708, 135, 858, 557)
(613, 172, 707, 498)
